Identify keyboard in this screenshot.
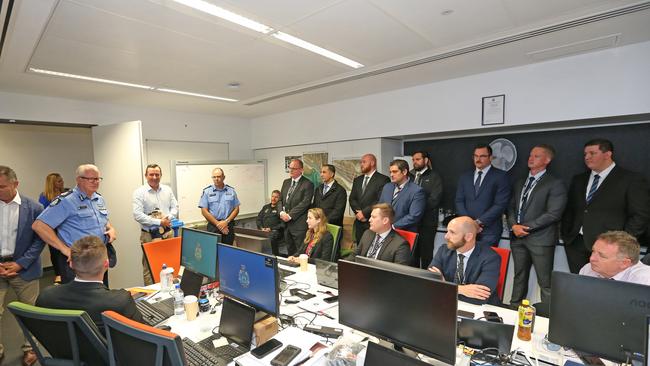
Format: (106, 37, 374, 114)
(277, 258, 300, 268)
(182, 338, 221, 366)
(196, 336, 248, 363)
(151, 297, 174, 317)
(135, 301, 168, 326)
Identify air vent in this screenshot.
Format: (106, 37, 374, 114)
(0, 0, 15, 60)
(244, 1, 650, 106)
(527, 34, 620, 61)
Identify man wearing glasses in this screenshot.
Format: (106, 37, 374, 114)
(199, 168, 240, 245)
(33, 164, 116, 285)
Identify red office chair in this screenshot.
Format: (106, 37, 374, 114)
(394, 228, 419, 266)
(491, 247, 511, 302)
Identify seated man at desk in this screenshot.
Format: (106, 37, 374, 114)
(352, 203, 411, 265)
(579, 230, 650, 285)
(36, 236, 143, 332)
(428, 216, 501, 305)
(256, 190, 285, 256)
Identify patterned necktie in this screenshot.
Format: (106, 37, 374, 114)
(392, 185, 402, 203)
(517, 176, 536, 223)
(287, 180, 297, 201)
(361, 176, 370, 194)
(415, 172, 422, 185)
(586, 174, 600, 203)
(474, 171, 483, 195)
(322, 184, 329, 196)
(367, 234, 384, 258)
(455, 254, 465, 284)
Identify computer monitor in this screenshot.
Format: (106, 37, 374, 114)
(457, 318, 514, 354)
(217, 243, 280, 319)
(364, 341, 430, 366)
(180, 228, 220, 280)
(354, 256, 443, 281)
(338, 260, 458, 364)
(549, 271, 650, 363)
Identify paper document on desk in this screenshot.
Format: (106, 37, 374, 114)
(234, 327, 323, 366)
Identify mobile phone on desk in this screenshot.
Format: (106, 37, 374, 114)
(270, 345, 301, 366)
(251, 338, 283, 359)
(323, 295, 338, 303)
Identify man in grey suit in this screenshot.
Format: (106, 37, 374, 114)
(507, 145, 567, 305)
(280, 159, 315, 256)
(352, 203, 411, 265)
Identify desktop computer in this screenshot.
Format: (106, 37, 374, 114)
(180, 227, 220, 280)
(217, 243, 280, 320)
(338, 259, 458, 365)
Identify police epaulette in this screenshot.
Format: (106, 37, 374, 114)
(50, 190, 73, 206)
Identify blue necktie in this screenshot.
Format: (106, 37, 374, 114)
(474, 171, 483, 195)
(586, 174, 600, 203)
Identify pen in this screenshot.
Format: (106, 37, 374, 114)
(318, 311, 334, 320)
(144, 290, 160, 301)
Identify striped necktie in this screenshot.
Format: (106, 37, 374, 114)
(586, 174, 600, 203)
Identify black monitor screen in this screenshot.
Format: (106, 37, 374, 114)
(355, 256, 442, 281)
(217, 244, 279, 317)
(338, 260, 457, 364)
(180, 228, 220, 279)
(364, 342, 430, 366)
(549, 271, 650, 362)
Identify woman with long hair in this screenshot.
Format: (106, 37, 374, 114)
(288, 208, 333, 262)
(38, 173, 66, 284)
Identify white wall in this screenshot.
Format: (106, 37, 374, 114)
(250, 41, 650, 149)
(0, 91, 253, 160)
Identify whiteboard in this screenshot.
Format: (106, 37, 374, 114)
(174, 160, 267, 224)
(145, 139, 229, 186)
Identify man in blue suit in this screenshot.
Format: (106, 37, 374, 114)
(0, 166, 45, 366)
(455, 144, 511, 247)
(378, 159, 425, 232)
(429, 216, 501, 305)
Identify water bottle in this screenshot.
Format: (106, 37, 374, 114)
(159, 264, 174, 293)
(173, 283, 185, 316)
(517, 299, 535, 341)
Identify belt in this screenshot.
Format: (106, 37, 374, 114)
(0, 255, 15, 263)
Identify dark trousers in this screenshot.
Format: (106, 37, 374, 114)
(285, 228, 306, 257)
(49, 246, 64, 276)
(415, 225, 436, 268)
(57, 251, 109, 287)
(353, 220, 370, 244)
(207, 222, 235, 245)
(510, 241, 555, 304)
(564, 235, 590, 274)
(269, 229, 283, 256)
(477, 231, 501, 248)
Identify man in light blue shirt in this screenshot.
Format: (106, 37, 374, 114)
(199, 168, 240, 244)
(132, 164, 178, 284)
(33, 164, 116, 285)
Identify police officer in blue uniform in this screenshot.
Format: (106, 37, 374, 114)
(33, 164, 116, 285)
(199, 168, 240, 245)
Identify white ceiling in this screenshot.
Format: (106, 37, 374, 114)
(1, 0, 649, 118)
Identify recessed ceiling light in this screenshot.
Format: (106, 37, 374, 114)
(29, 67, 153, 89)
(157, 88, 238, 102)
(441, 9, 454, 16)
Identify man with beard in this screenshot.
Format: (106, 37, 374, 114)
(428, 216, 501, 305)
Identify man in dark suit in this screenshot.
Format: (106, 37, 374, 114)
(0, 166, 45, 366)
(428, 216, 501, 305)
(36, 236, 143, 333)
(379, 159, 425, 232)
(280, 159, 315, 255)
(410, 151, 443, 268)
(312, 164, 346, 227)
(507, 145, 567, 305)
(349, 154, 390, 244)
(561, 138, 650, 273)
(455, 144, 511, 247)
(352, 203, 411, 265)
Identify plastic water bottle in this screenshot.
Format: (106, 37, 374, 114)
(517, 299, 535, 341)
(173, 283, 185, 316)
(159, 264, 174, 293)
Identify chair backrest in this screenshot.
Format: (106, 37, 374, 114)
(393, 228, 418, 253)
(102, 311, 186, 366)
(491, 247, 511, 301)
(142, 236, 182, 283)
(8, 301, 109, 366)
(326, 223, 342, 262)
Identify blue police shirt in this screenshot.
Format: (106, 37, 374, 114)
(198, 184, 240, 220)
(37, 186, 110, 246)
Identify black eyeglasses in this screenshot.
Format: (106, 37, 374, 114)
(79, 177, 103, 182)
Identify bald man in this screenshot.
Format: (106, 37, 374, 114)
(429, 216, 501, 305)
(349, 154, 390, 244)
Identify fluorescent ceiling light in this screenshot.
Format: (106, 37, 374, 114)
(173, 0, 272, 34)
(157, 88, 238, 102)
(172, 0, 363, 69)
(29, 67, 153, 89)
(29, 67, 238, 102)
(272, 32, 364, 69)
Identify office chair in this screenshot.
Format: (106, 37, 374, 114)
(491, 247, 511, 302)
(7, 301, 109, 366)
(394, 228, 419, 266)
(142, 236, 182, 283)
(102, 310, 186, 366)
(326, 223, 342, 262)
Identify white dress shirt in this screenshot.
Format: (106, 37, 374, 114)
(579, 261, 650, 286)
(132, 184, 178, 230)
(0, 192, 21, 256)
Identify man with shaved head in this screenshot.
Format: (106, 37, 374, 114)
(349, 154, 390, 244)
(428, 216, 501, 305)
(199, 167, 240, 245)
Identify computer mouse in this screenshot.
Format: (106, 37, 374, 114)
(155, 325, 172, 331)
